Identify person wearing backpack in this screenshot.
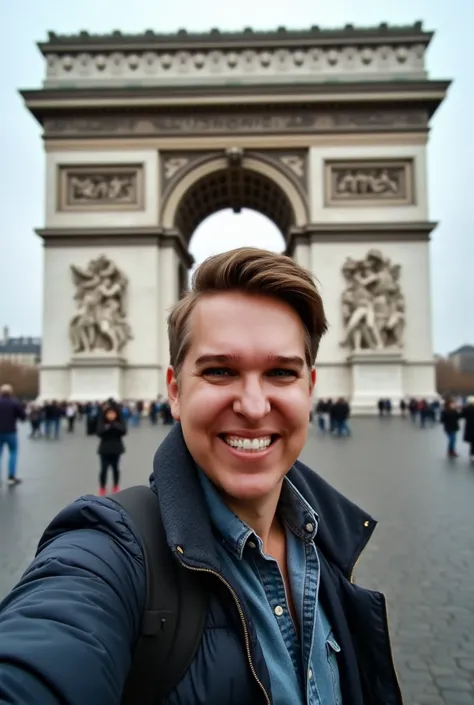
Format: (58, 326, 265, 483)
(0, 247, 402, 704)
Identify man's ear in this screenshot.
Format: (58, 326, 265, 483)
(310, 367, 316, 395)
(166, 366, 180, 421)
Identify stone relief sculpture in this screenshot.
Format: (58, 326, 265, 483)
(67, 172, 137, 205)
(340, 249, 405, 352)
(163, 157, 189, 180)
(335, 168, 399, 196)
(69, 255, 133, 354)
(280, 155, 305, 178)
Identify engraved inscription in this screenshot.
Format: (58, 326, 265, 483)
(44, 109, 428, 138)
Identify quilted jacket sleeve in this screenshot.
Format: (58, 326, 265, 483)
(0, 495, 146, 705)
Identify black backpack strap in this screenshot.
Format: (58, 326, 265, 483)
(108, 486, 208, 704)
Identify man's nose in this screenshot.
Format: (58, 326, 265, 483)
(232, 378, 270, 420)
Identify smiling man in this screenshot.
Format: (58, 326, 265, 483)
(0, 248, 402, 705)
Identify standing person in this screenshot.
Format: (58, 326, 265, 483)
(440, 399, 460, 458)
(408, 397, 418, 422)
(96, 402, 126, 496)
(0, 383, 26, 485)
(419, 399, 429, 429)
(461, 396, 474, 463)
(315, 398, 326, 432)
(399, 398, 407, 418)
(43, 400, 62, 439)
(28, 404, 42, 439)
(0, 248, 402, 704)
(66, 402, 77, 433)
(333, 397, 351, 436)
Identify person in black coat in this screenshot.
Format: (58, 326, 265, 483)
(440, 399, 461, 458)
(461, 396, 474, 462)
(96, 403, 127, 496)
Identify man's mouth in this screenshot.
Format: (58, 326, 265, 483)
(219, 434, 279, 452)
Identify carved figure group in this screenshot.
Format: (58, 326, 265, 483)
(69, 174, 135, 202)
(340, 249, 405, 352)
(69, 256, 133, 354)
(335, 168, 400, 197)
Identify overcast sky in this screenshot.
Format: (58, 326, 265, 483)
(0, 0, 472, 355)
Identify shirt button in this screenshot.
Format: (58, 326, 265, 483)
(305, 522, 314, 533)
(247, 540, 257, 549)
(308, 668, 313, 680)
(274, 605, 284, 617)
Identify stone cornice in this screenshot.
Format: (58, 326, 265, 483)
(36, 226, 194, 268)
(33, 24, 438, 90)
(21, 82, 450, 130)
(39, 22, 432, 52)
(286, 221, 437, 254)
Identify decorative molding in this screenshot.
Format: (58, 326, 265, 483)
(57, 164, 144, 211)
(43, 108, 429, 139)
(41, 39, 430, 88)
(36, 227, 194, 268)
(325, 159, 414, 207)
(286, 221, 436, 254)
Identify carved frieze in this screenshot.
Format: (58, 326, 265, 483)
(325, 160, 414, 207)
(58, 165, 144, 211)
(44, 109, 428, 139)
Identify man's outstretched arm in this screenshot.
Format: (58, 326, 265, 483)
(0, 497, 146, 705)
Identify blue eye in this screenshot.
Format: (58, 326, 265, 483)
(268, 369, 297, 377)
(202, 367, 233, 377)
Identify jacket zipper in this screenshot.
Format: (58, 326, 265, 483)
(349, 544, 405, 705)
(176, 555, 271, 705)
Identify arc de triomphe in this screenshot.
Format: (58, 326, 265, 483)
(22, 23, 449, 411)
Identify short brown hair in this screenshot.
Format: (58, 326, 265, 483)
(168, 247, 327, 375)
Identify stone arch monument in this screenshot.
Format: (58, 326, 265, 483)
(22, 23, 450, 410)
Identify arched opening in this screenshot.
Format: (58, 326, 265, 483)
(189, 208, 285, 279)
(165, 157, 304, 293)
(174, 166, 295, 243)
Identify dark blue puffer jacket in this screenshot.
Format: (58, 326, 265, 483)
(0, 424, 403, 705)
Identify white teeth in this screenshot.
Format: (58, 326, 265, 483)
(223, 436, 273, 452)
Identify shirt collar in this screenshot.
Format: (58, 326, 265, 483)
(197, 467, 319, 560)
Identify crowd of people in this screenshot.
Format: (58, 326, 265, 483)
(2, 383, 474, 490)
(0, 390, 175, 491)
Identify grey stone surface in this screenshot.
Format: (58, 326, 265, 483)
(1, 416, 473, 704)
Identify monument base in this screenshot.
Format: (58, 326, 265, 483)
(69, 354, 126, 402)
(348, 349, 405, 415)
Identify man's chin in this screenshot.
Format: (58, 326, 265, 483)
(218, 472, 283, 503)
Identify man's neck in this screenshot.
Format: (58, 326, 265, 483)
(222, 482, 284, 552)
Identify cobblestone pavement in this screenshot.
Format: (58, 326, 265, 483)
(0, 417, 473, 704)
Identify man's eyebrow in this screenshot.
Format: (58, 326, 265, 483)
(194, 354, 305, 369)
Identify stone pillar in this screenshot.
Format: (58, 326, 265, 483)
(157, 233, 192, 393)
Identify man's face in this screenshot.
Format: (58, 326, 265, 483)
(167, 292, 315, 504)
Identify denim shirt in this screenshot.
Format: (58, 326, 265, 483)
(198, 469, 343, 705)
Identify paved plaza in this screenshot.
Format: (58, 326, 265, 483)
(0, 417, 473, 704)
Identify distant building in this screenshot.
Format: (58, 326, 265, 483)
(449, 345, 474, 374)
(0, 326, 42, 367)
